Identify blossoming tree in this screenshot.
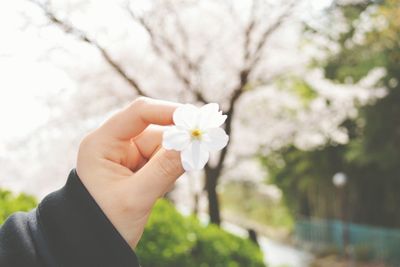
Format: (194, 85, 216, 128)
(23, 0, 380, 225)
(27, 0, 305, 225)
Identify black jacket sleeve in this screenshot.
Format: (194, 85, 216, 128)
(0, 169, 140, 267)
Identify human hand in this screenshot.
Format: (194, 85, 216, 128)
(76, 97, 184, 248)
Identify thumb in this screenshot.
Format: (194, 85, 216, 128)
(134, 148, 184, 198)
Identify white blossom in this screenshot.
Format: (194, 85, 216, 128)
(162, 103, 229, 171)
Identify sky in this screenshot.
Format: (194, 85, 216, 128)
(0, 0, 71, 142)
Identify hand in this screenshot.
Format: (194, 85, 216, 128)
(76, 97, 184, 248)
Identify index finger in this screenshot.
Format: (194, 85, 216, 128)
(99, 97, 180, 140)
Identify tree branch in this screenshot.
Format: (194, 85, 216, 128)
(127, 5, 208, 103)
(250, 1, 297, 67)
(206, 0, 296, 178)
(207, 1, 262, 177)
(243, 0, 260, 64)
(30, 0, 148, 96)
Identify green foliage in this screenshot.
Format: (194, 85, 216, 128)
(136, 199, 266, 267)
(323, 0, 400, 204)
(191, 224, 264, 267)
(325, 46, 387, 83)
(220, 181, 293, 230)
(136, 199, 198, 266)
(263, 139, 400, 228)
(0, 189, 37, 225)
(262, 0, 400, 228)
(262, 145, 344, 220)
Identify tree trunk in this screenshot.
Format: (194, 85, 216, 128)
(203, 85, 242, 226)
(205, 167, 221, 225)
(193, 192, 199, 216)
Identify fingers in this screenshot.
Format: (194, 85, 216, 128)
(99, 97, 180, 140)
(133, 148, 184, 199)
(126, 125, 163, 172)
(133, 125, 164, 159)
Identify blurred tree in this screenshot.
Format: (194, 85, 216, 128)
(264, 0, 400, 227)
(29, 0, 300, 225)
(326, 0, 400, 227)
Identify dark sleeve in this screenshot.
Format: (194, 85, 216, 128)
(0, 169, 140, 267)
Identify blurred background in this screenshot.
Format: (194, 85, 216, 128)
(1, 0, 399, 266)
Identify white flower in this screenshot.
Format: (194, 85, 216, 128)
(162, 103, 229, 171)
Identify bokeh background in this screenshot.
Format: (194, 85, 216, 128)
(1, 0, 399, 266)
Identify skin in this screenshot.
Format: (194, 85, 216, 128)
(76, 97, 184, 249)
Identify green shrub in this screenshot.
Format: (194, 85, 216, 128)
(191, 224, 266, 267)
(136, 199, 266, 267)
(0, 189, 37, 225)
(136, 199, 198, 266)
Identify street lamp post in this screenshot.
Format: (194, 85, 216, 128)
(333, 172, 349, 259)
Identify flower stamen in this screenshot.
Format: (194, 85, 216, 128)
(191, 128, 202, 139)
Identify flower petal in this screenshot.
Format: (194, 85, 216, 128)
(162, 126, 191, 151)
(173, 104, 199, 129)
(198, 103, 227, 129)
(200, 103, 219, 113)
(202, 127, 229, 151)
(181, 140, 209, 171)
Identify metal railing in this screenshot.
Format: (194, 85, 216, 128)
(295, 218, 400, 266)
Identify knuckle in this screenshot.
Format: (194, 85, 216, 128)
(78, 132, 105, 160)
(77, 132, 100, 178)
(132, 96, 149, 108)
(79, 132, 97, 150)
(156, 151, 182, 177)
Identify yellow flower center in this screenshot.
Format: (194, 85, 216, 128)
(191, 129, 202, 139)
